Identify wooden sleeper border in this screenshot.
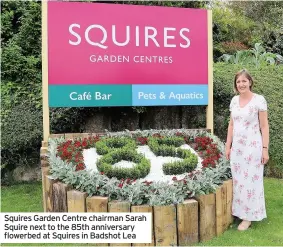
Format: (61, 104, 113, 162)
(41, 133, 234, 245)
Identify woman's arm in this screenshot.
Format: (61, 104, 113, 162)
(225, 115, 233, 160)
(259, 111, 269, 164)
(226, 115, 233, 147)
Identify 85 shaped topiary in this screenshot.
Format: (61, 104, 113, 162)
(97, 148, 150, 180)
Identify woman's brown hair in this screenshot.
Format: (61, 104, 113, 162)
(234, 69, 254, 93)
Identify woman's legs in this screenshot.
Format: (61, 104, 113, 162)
(238, 220, 251, 231)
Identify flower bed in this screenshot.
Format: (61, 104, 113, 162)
(48, 129, 231, 206)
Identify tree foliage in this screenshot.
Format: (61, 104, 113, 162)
(228, 1, 283, 56)
(1, 2, 42, 119)
(212, 1, 259, 60)
(113, 1, 208, 8)
(212, 1, 283, 59)
(229, 1, 283, 31)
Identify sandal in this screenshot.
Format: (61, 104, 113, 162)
(238, 220, 251, 231)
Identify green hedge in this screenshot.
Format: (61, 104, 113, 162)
(163, 155, 198, 175)
(96, 149, 150, 180)
(213, 63, 283, 178)
(147, 136, 198, 175)
(148, 137, 185, 156)
(95, 137, 136, 155)
(1, 103, 43, 177)
(1, 102, 91, 182)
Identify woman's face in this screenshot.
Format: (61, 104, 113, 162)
(236, 75, 251, 94)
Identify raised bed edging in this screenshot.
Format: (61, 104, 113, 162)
(40, 131, 233, 245)
(43, 176, 233, 246)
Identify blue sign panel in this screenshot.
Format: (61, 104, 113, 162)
(132, 85, 208, 106)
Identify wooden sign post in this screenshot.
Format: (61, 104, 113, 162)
(42, 0, 49, 142)
(207, 10, 214, 134)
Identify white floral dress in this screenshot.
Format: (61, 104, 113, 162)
(229, 93, 267, 221)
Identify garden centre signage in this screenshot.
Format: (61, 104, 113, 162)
(48, 1, 209, 107)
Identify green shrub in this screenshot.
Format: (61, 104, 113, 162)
(219, 43, 283, 68)
(156, 137, 185, 147)
(95, 137, 136, 155)
(214, 63, 283, 178)
(1, 102, 43, 179)
(96, 149, 150, 180)
(148, 137, 185, 156)
(176, 148, 193, 159)
(1, 100, 91, 179)
(264, 30, 283, 57)
(163, 157, 198, 175)
(163, 148, 198, 175)
(147, 137, 198, 175)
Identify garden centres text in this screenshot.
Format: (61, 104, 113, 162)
(89, 55, 173, 63)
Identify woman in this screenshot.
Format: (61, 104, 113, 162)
(225, 69, 269, 231)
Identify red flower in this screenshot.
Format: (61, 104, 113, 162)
(143, 180, 153, 186)
(137, 137, 148, 145)
(75, 141, 81, 147)
(175, 132, 183, 137)
(75, 163, 85, 171)
(153, 133, 163, 138)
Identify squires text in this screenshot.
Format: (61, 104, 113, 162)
(69, 24, 191, 49)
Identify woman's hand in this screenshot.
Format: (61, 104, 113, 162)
(225, 146, 231, 160)
(262, 149, 269, 165)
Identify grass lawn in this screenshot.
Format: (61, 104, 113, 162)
(1, 178, 283, 246)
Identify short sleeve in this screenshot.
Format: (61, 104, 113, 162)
(229, 96, 236, 112)
(258, 95, 267, 111)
